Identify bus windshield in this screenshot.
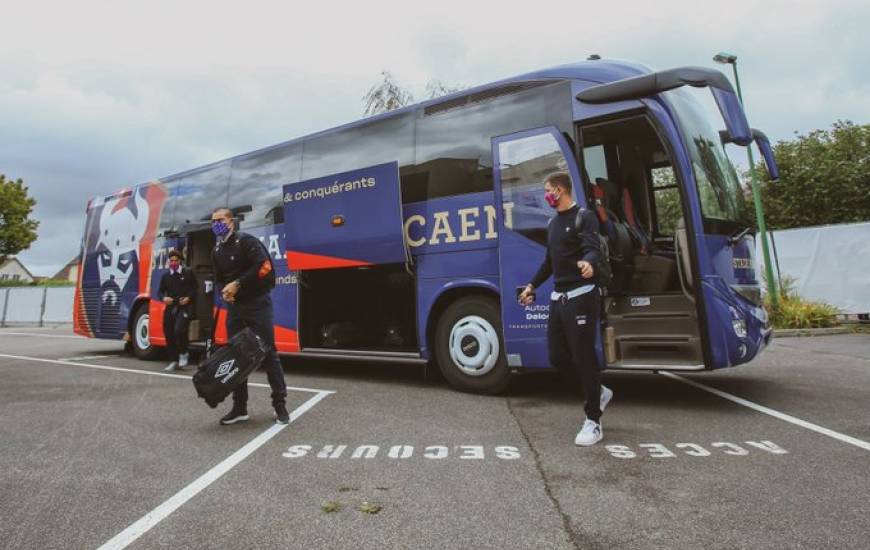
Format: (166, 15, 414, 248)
(665, 88, 750, 232)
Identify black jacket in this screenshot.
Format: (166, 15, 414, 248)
(212, 231, 274, 302)
(157, 267, 197, 305)
(530, 204, 601, 292)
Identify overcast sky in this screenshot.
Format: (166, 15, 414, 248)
(2, 0, 868, 276)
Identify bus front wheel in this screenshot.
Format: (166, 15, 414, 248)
(131, 304, 161, 360)
(434, 296, 512, 394)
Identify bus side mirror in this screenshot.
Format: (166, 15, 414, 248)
(751, 129, 780, 182)
(719, 128, 780, 182)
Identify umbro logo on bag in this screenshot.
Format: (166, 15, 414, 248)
(215, 359, 235, 378)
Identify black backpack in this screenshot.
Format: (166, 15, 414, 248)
(575, 208, 613, 288)
(194, 326, 266, 408)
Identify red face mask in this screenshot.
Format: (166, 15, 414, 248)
(544, 190, 560, 208)
(168, 259, 180, 271)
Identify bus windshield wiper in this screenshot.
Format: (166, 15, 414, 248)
(729, 225, 753, 245)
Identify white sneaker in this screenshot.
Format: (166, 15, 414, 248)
(600, 385, 613, 413)
(574, 419, 603, 446)
(178, 353, 189, 369)
(163, 361, 178, 372)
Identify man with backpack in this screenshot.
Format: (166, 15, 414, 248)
(518, 172, 613, 446)
(210, 207, 289, 426)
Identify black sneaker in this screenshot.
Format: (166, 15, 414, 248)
(274, 402, 290, 425)
(219, 406, 249, 426)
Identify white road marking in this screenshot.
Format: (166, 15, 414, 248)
(0, 331, 85, 339)
(661, 372, 870, 452)
(96, 390, 332, 550)
(57, 355, 117, 361)
(0, 353, 335, 394)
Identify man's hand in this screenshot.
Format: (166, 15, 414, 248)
(519, 284, 535, 306)
(179, 297, 191, 306)
(577, 261, 594, 279)
(222, 280, 239, 304)
(162, 297, 174, 305)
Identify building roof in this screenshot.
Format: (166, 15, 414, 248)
(0, 257, 36, 280)
(51, 255, 81, 280)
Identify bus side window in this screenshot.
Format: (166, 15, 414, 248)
(583, 144, 608, 183)
(651, 166, 680, 237)
(229, 142, 301, 230)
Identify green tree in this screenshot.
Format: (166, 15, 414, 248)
(0, 174, 39, 262)
(756, 120, 870, 229)
(363, 71, 466, 116)
(363, 71, 414, 116)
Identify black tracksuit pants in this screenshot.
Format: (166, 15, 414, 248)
(163, 305, 191, 361)
(548, 288, 603, 422)
(226, 293, 287, 408)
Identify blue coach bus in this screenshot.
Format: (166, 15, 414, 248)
(75, 59, 778, 393)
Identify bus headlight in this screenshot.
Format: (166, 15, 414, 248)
(732, 318, 747, 339)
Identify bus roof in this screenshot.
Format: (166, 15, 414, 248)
(94, 58, 652, 202)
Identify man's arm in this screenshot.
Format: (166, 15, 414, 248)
(157, 273, 167, 299)
(575, 209, 601, 280)
(212, 249, 225, 287)
(529, 247, 552, 289)
(181, 269, 197, 304)
(236, 235, 272, 290)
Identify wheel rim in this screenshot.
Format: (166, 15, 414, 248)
(135, 312, 150, 351)
(448, 315, 500, 377)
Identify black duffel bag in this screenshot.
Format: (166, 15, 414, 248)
(192, 326, 266, 408)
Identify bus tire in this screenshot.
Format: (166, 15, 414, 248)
(434, 296, 511, 394)
(131, 303, 161, 360)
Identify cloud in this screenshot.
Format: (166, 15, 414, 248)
(1, 0, 867, 275)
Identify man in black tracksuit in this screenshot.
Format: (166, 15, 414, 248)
(519, 172, 613, 446)
(158, 249, 197, 372)
(210, 207, 289, 426)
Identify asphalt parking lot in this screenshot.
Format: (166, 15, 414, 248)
(1, 327, 868, 549)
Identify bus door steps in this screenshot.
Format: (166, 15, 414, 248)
(613, 334, 703, 363)
(607, 359, 705, 371)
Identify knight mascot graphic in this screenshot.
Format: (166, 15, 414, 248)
(75, 184, 167, 338)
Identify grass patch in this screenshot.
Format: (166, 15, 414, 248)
(767, 277, 839, 329)
(357, 501, 383, 514)
(321, 501, 343, 513)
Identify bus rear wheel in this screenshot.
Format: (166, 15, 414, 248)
(132, 304, 161, 360)
(434, 296, 512, 394)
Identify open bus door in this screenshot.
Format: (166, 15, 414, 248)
(492, 127, 591, 369)
(282, 161, 417, 353)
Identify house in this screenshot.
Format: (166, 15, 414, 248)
(52, 255, 80, 283)
(0, 257, 35, 284)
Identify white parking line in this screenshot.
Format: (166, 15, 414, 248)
(57, 355, 118, 361)
(0, 331, 85, 339)
(96, 389, 332, 550)
(0, 353, 335, 394)
(661, 372, 870, 452)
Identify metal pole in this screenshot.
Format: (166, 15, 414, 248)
(1, 288, 9, 328)
(769, 230, 784, 296)
(731, 61, 779, 307)
(39, 286, 48, 327)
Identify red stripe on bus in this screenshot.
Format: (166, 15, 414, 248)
(285, 250, 372, 270)
(149, 299, 167, 345)
(275, 326, 300, 352)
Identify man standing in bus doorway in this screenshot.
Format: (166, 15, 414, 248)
(518, 172, 613, 446)
(158, 249, 197, 372)
(210, 207, 289, 425)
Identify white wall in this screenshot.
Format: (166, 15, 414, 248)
(0, 286, 75, 325)
(757, 221, 870, 314)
